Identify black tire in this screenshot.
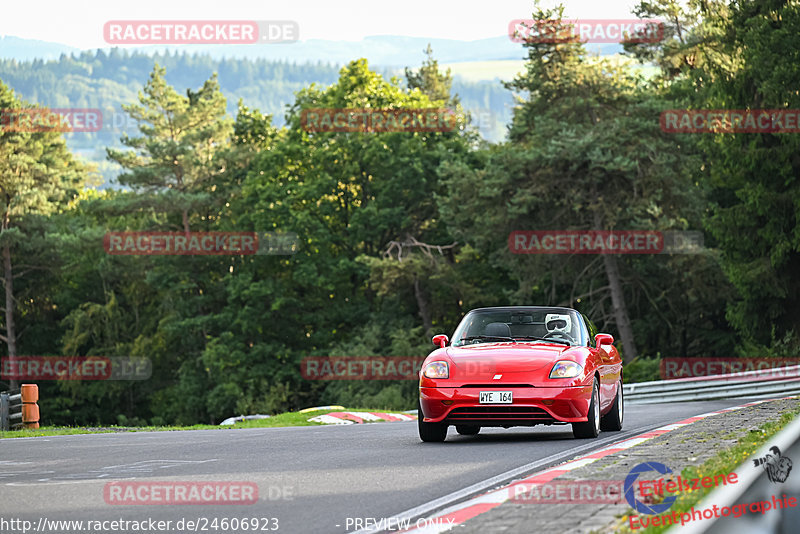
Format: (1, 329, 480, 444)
(572, 379, 600, 439)
(418, 400, 448, 442)
(600, 379, 623, 431)
(456, 425, 480, 436)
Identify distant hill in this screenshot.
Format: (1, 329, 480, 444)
(0, 34, 623, 67)
(0, 35, 81, 61)
(124, 35, 528, 66)
(0, 34, 525, 66)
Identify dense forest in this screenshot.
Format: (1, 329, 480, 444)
(0, 48, 515, 184)
(0, 1, 798, 426)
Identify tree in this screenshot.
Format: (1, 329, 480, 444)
(405, 44, 460, 107)
(438, 6, 704, 361)
(106, 64, 233, 232)
(167, 58, 481, 419)
(0, 80, 86, 389)
(701, 1, 800, 344)
(632, 0, 800, 346)
(359, 237, 459, 336)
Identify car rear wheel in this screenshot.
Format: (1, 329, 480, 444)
(456, 425, 480, 436)
(418, 400, 448, 442)
(600, 379, 623, 431)
(572, 379, 600, 439)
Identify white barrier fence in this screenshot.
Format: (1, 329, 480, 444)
(624, 365, 800, 404)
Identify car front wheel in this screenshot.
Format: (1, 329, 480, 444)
(600, 379, 623, 431)
(418, 400, 448, 442)
(572, 379, 600, 439)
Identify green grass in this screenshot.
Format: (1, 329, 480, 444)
(614, 403, 800, 533)
(0, 407, 415, 439)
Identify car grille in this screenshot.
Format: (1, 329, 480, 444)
(445, 406, 556, 424)
(460, 384, 534, 388)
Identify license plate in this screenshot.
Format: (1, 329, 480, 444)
(479, 391, 513, 404)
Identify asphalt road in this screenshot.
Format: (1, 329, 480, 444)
(0, 400, 752, 534)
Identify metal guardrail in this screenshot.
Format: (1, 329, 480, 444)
(624, 365, 800, 404)
(671, 409, 800, 534)
(0, 384, 40, 430)
(0, 389, 23, 430)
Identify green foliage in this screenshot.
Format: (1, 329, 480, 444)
(106, 64, 233, 231)
(437, 4, 735, 361)
(0, 49, 514, 185)
(632, 0, 800, 347)
(623, 356, 663, 383)
(405, 44, 460, 107)
(0, 79, 89, 390)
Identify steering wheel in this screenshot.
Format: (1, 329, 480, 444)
(544, 331, 574, 343)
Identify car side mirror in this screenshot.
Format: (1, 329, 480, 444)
(432, 334, 449, 348)
(595, 333, 614, 347)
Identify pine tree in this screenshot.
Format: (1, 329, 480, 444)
(106, 65, 233, 232)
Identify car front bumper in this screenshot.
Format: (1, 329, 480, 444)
(419, 384, 593, 425)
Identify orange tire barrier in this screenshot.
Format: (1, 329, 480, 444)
(21, 384, 39, 429)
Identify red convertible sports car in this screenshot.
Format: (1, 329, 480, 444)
(418, 306, 623, 441)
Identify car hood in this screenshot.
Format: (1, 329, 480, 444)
(445, 342, 573, 381)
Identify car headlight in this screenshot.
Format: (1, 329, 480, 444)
(549, 360, 583, 378)
(423, 361, 449, 379)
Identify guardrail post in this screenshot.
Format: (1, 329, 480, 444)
(21, 384, 39, 429)
(0, 392, 8, 431)
(8, 391, 23, 427)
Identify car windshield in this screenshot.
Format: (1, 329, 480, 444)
(451, 308, 584, 347)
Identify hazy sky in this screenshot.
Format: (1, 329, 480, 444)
(2, 0, 644, 48)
